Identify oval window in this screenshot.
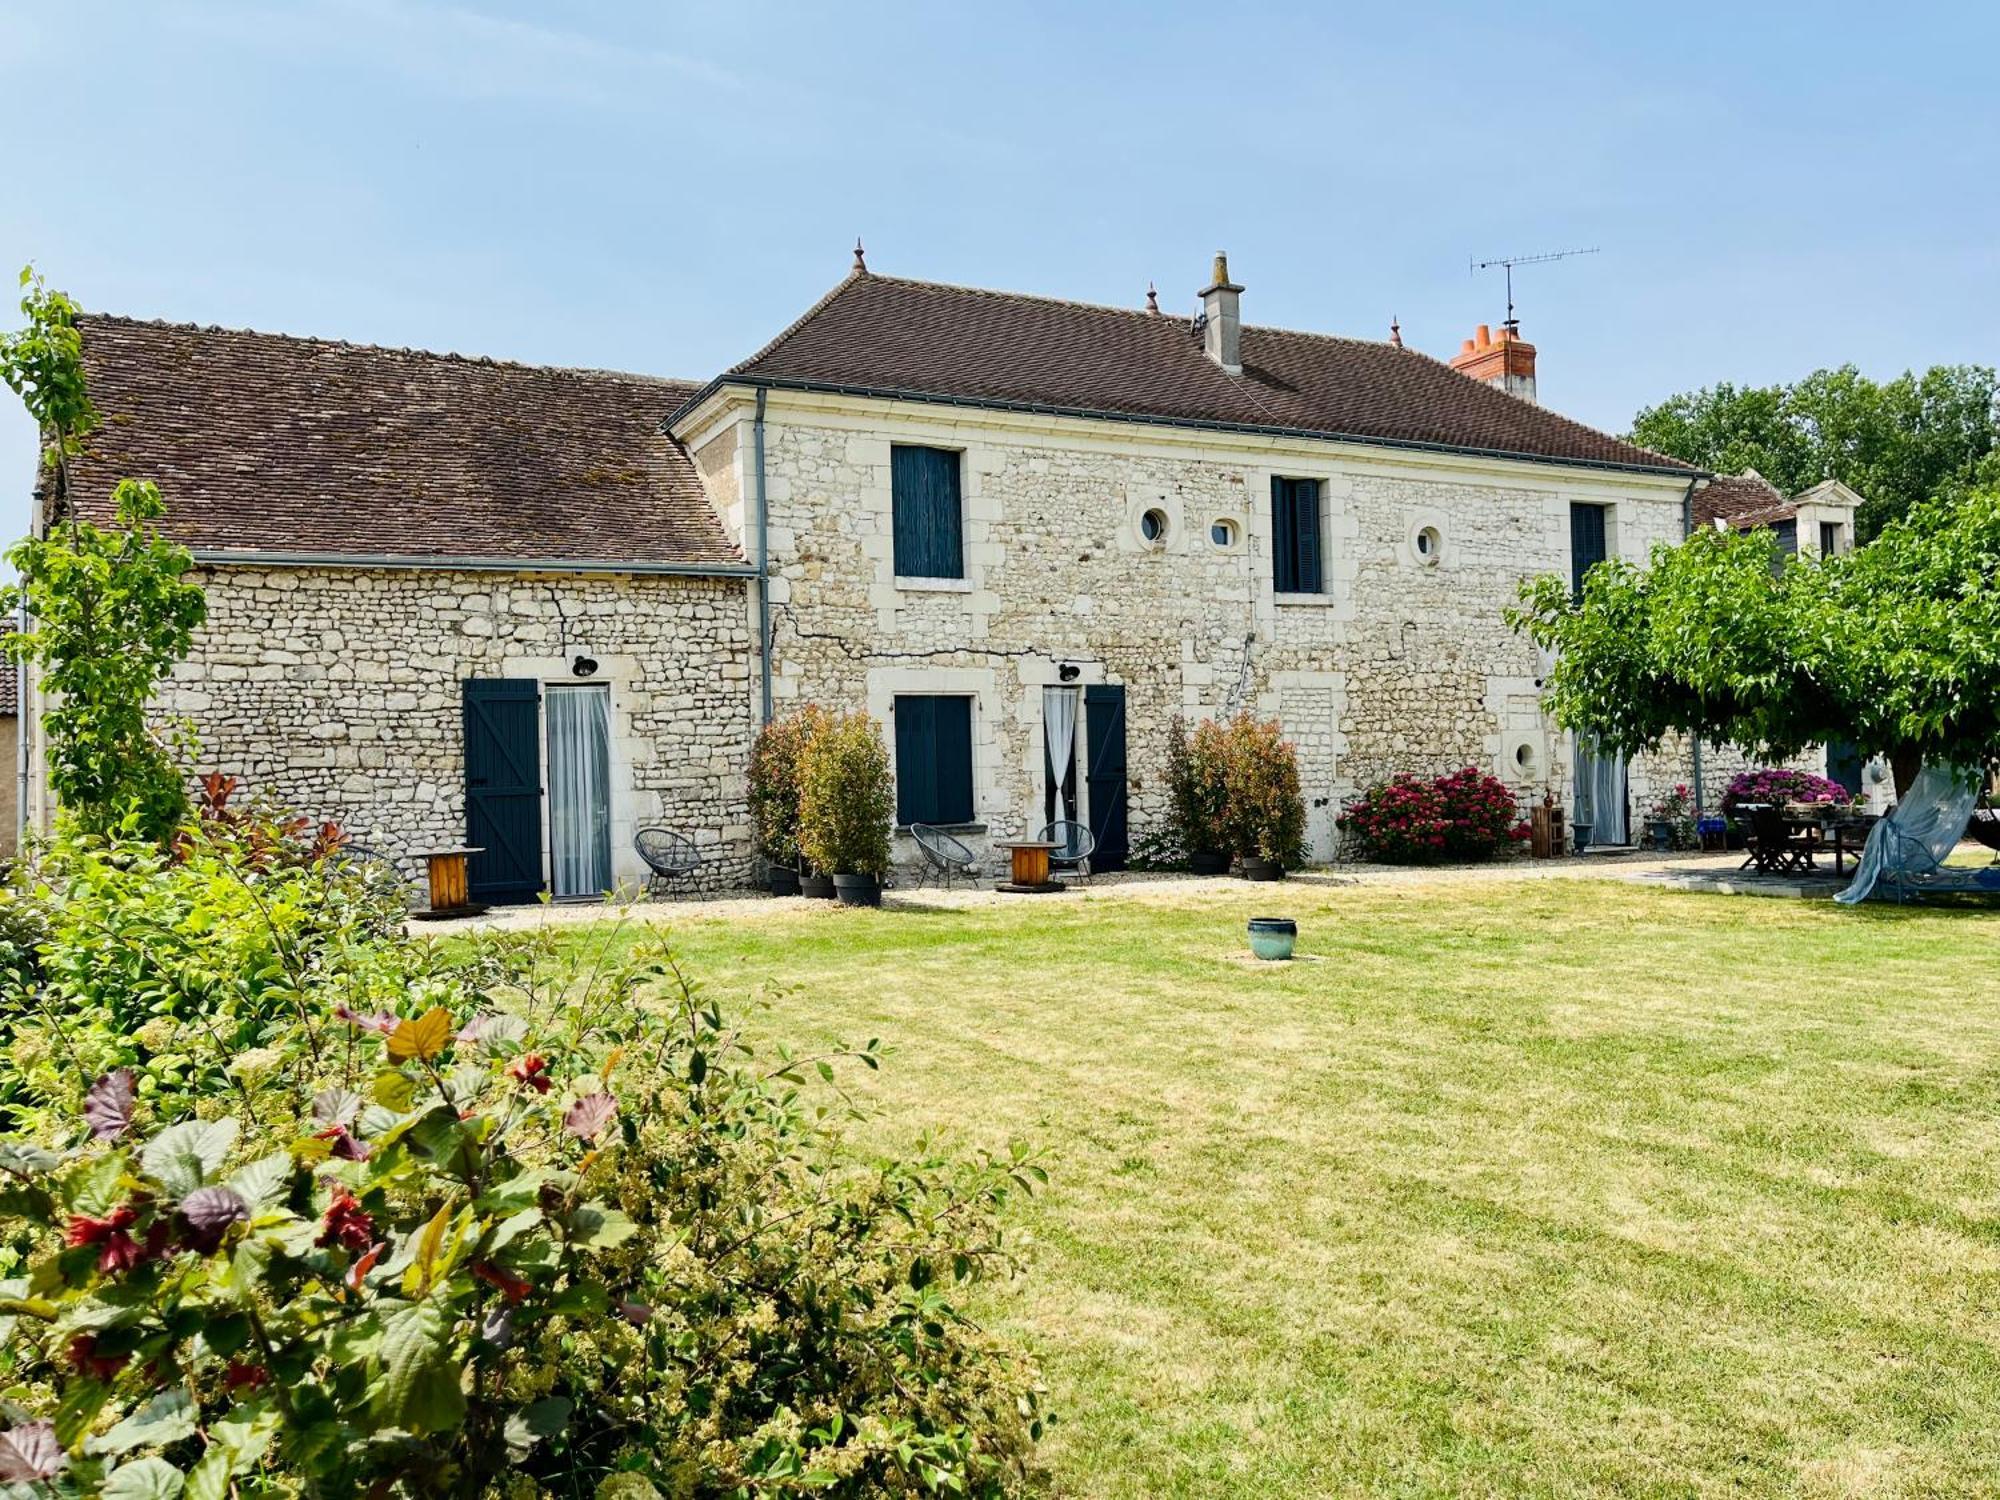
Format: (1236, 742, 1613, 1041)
(1210, 518, 1238, 549)
(1415, 525, 1443, 564)
(1140, 508, 1169, 545)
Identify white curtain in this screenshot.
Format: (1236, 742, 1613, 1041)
(547, 685, 611, 898)
(1836, 763, 1983, 904)
(1043, 687, 1079, 830)
(1576, 735, 1628, 846)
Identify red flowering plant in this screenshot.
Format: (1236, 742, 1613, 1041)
(1339, 766, 1530, 864)
(0, 909, 1046, 1495)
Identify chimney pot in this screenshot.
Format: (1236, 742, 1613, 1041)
(1198, 251, 1245, 374)
(1475, 323, 1491, 347)
(1450, 321, 1538, 404)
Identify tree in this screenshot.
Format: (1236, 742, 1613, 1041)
(0, 269, 207, 841)
(1509, 490, 2000, 799)
(1632, 364, 2000, 541)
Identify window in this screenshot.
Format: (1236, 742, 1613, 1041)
(1210, 518, 1238, 549)
(1139, 508, 1168, 545)
(1569, 502, 1608, 597)
(1819, 520, 1842, 558)
(1272, 477, 1323, 593)
(891, 446, 963, 579)
(893, 695, 974, 826)
(1415, 525, 1442, 565)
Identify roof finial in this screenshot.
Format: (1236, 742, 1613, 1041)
(1389, 315, 1402, 348)
(1145, 281, 1159, 315)
(852, 237, 868, 275)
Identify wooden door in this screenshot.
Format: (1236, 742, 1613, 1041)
(462, 679, 544, 903)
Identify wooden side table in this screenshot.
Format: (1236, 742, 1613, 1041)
(993, 839, 1064, 894)
(412, 846, 487, 920)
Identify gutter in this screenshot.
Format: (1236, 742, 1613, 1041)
(1682, 473, 1706, 813)
(187, 549, 757, 578)
(752, 388, 773, 726)
(664, 375, 1703, 481)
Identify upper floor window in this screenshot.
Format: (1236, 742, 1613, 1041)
(1569, 501, 1609, 597)
(1272, 476, 1323, 594)
(1819, 520, 1843, 558)
(892, 445, 964, 580)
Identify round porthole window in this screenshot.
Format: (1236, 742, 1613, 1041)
(1139, 508, 1169, 545)
(1210, 518, 1238, 549)
(1514, 742, 1536, 773)
(1415, 525, 1443, 565)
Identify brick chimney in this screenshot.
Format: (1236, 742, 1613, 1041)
(1199, 251, 1243, 374)
(1450, 322, 1537, 404)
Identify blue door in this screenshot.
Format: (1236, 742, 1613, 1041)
(463, 679, 543, 902)
(1084, 685, 1128, 871)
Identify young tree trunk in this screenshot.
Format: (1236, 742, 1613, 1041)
(1890, 746, 1923, 801)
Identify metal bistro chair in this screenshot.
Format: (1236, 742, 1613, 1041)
(909, 822, 982, 889)
(634, 827, 703, 899)
(1037, 819, 1097, 884)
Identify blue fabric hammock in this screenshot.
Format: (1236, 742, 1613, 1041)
(1836, 763, 2000, 903)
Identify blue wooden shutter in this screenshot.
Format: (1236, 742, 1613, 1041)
(1569, 502, 1607, 596)
(1294, 479, 1322, 592)
(894, 695, 973, 824)
(1273, 477, 1323, 593)
(462, 679, 543, 902)
(892, 447, 964, 579)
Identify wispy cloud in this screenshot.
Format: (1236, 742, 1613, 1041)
(164, 0, 737, 105)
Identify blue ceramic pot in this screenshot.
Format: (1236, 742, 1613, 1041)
(1247, 917, 1297, 961)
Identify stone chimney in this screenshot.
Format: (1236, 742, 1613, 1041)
(1199, 252, 1244, 374)
(1450, 322, 1537, 404)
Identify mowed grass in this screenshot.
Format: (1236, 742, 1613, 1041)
(566, 878, 2000, 1498)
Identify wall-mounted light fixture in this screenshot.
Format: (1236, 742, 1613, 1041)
(571, 654, 598, 678)
(1057, 662, 1081, 683)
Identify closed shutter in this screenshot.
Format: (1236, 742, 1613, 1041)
(462, 679, 543, 902)
(893, 695, 974, 825)
(891, 446, 964, 579)
(1569, 502, 1608, 596)
(1273, 477, 1323, 593)
(1083, 685, 1128, 871)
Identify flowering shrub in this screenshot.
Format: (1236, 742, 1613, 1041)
(1645, 782, 1700, 850)
(1722, 767, 1852, 808)
(1341, 767, 1529, 864)
(0, 829, 1046, 1495)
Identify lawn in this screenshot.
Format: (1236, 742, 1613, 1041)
(564, 876, 2000, 1498)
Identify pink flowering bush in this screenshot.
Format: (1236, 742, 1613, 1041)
(1722, 767, 1852, 808)
(1340, 767, 1530, 864)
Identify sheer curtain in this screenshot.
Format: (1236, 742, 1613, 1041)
(546, 685, 611, 898)
(1043, 687, 1079, 829)
(1576, 735, 1628, 846)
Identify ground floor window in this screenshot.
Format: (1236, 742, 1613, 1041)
(893, 694, 975, 825)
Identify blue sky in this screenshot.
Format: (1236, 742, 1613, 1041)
(4, 1, 1998, 548)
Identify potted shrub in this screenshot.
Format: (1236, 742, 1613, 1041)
(1644, 782, 1698, 852)
(1167, 715, 1232, 874)
(797, 709, 893, 907)
(748, 705, 829, 896)
(1219, 712, 1307, 880)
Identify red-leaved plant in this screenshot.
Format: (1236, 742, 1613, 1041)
(1340, 767, 1530, 864)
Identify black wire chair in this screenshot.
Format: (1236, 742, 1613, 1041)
(1037, 819, 1097, 883)
(634, 827, 702, 898)
(909, 823, 982, 889)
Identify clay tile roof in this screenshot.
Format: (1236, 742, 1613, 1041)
(63, 317, 741, 569)
(695, 273, 1694, 475)
(1692, 471, 1795, 530)
(0, 665, 15, 716)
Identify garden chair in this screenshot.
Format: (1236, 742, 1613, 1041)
(634, 827, 702, 898)
(1738, 805, 1817, 874)
(910, 822, 982, 889)
(1036, 819, 1096, 884)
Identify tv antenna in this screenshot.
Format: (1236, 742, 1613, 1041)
(1470, 246, 1599, 331)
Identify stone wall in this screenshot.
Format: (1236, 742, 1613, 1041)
(679, 390, 1700, 865)
(152, 567, 755, 893)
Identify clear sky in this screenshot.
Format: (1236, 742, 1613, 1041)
(4, 1, 1997, 548)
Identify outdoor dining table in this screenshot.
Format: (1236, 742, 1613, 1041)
(1738, 807, 1877, 877)
(993, 838, 1065, 894)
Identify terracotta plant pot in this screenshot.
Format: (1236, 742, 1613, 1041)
(1187, 850, 1230, 876)
(831, 872, 882, 908)
(1240, 856, 1285, 882)
(1247, 916, 1296, 961)
(798, 871, 836, 900)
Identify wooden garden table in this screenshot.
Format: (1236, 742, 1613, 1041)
(993, 839, 1064, 894)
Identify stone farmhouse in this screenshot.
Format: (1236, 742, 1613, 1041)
(31, 253, 1861, 897)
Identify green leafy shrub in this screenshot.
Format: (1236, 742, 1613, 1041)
(0, 832, 1044, 1495)
(1162, 716, 1230, 862)
(796, 711, 894, 879)
(1217, 714, 1308, 868)
(746, 705, 830, 873)
(1340, 767, 1528, 864)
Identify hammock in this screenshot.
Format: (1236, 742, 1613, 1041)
(1836, 764, 1998, 904)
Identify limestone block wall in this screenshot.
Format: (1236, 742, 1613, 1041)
(682, 390, 1697, 863)
(151, 567, 755, 893)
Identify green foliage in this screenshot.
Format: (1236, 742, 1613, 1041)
(796, 710, 894, 879)
(1631, 363, 2000, 540)
(1163, 715, 1230, 859)
(746, 704, 830, 871)
(1341, 768, 1526, 864)
(0, 824, 1045, 1496)
(0, 269, 208, 843)
(1510, 490, 2000, 790)
(1217, 714, 1308, 867)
